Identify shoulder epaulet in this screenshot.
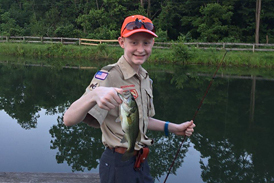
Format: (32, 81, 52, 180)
(94, 63, 117, 81)
(101, 63, 117, 72)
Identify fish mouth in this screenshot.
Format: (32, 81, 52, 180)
(118, 94, 129, 103)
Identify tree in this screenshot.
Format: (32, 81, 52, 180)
(192, 3, 233, 42)
(0, 12, 23, 35)
(255, 0, 261, 44)
(0, 0, 274, 42)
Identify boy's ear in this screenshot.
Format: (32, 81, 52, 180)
(118, 37, 125, 48)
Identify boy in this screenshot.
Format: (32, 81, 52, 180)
(63, 15, 195, 183)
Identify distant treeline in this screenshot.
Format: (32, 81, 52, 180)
(0, 0, 273, 43)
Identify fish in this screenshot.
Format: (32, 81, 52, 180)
(117, 90, 141, 161)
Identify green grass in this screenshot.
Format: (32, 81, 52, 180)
(0, 42, 274, 68)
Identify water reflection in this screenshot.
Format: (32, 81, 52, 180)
(0, 64, 91, 129)
(1, 62, 274, 182)
(49, 116, 104, 172)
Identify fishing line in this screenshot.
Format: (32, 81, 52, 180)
(163, 51, 228, 183)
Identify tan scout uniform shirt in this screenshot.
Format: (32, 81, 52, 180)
(85, 56, 155, 150)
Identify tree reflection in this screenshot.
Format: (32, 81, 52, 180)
(49, 116, 104, 172)
(0, 64, 92, 129)
(1, 63, 274, 182)
(191, 77, 274, 183)
(49, 116, 189, 177)
(148, 132, 190, 180)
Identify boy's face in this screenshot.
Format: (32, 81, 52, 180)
(118, 32, 154, 71)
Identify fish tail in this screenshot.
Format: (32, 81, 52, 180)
(121, 151, 135, 161)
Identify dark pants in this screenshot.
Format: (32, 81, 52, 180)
(99, 148, 154, 183)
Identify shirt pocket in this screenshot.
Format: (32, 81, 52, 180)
(145, 88, 155, 117)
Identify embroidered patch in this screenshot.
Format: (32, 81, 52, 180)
(130, 89, 138, 99)
(90, 83, 99, 89)
(121, 85, 135, 89)
(95, 71, 108, 80)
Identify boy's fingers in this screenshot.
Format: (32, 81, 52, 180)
(113, 88, 123, 104)
(114, 88, 124, 94)
(188, 120, 195, 127)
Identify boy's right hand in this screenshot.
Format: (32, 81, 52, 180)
(93, 87, 123, 110)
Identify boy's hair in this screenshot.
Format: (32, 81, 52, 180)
(121, 15, 158, 38)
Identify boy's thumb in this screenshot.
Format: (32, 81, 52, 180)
(187, 120, 193, 126)
(114, 88, 124, 95)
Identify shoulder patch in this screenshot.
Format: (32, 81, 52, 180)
(95, 71, 108, 80)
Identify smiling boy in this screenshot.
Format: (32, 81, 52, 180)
(63, 15, 195, 183)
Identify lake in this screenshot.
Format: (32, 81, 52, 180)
(1, 57, 274, 183)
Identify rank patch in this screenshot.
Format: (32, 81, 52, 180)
(90, 83, 99, 89)
(95, 71, 108, 80)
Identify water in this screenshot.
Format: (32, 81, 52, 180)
(1, 58, 274, 183)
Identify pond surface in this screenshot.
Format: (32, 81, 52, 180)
(1, 57, 274, 183)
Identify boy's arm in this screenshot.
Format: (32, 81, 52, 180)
(63, 87, 123, 127)
(148, 117, 195, 137)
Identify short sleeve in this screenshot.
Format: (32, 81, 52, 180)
(83, 70, 112, 125)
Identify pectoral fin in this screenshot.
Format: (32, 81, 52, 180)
(126, 116, 133, 125)
(137, 132, 141, 142)
(120, 136, 127, 143)
(115, 117, 121, 123)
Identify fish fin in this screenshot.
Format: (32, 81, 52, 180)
(137, 132, 141, 142)
(120, 136, 127, 143)
(115, 117, 121, 123)
(126, 116, 133, 125)
(121, 151, 134, 161)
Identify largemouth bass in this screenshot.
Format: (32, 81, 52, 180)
(118, 90, 141, 161)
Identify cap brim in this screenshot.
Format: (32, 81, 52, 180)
(123, 29, 158, 38)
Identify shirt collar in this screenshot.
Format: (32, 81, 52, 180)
(118, 56, 148, 80)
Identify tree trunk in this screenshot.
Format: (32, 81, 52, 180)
(147, 0, 151, 17)
(249, 76, 256, 124)
(96, 0, 99, 10)
(255, 0, 261, 44)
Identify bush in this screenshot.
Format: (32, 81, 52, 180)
(155, 29, 169, 42)
(171, 42, 192, 63)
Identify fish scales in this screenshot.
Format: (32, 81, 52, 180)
(118, 90, 141, 161)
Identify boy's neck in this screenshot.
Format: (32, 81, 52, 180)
(123, 56, 141, 73)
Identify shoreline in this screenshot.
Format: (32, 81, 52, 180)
(0, 172, 100, 183)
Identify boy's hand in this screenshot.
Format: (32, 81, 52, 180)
(93, 87, 123, 110)
(173, 120, 195, 136)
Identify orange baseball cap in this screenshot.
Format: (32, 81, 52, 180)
(120, 15, 158, 38)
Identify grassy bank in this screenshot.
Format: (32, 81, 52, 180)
(0, 42, 274, 68)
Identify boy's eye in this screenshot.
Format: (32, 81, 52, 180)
(145, 41, 152, 45)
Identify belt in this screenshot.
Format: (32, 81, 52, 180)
(108, 147, 139, 156)
(108, 147, 150, 169)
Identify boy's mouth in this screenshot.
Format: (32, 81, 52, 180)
(133, 54, 145, 58)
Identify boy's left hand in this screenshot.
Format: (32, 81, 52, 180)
(173, 120, 195, 136)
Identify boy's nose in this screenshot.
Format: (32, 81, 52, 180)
(137, 44, 145, 52)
